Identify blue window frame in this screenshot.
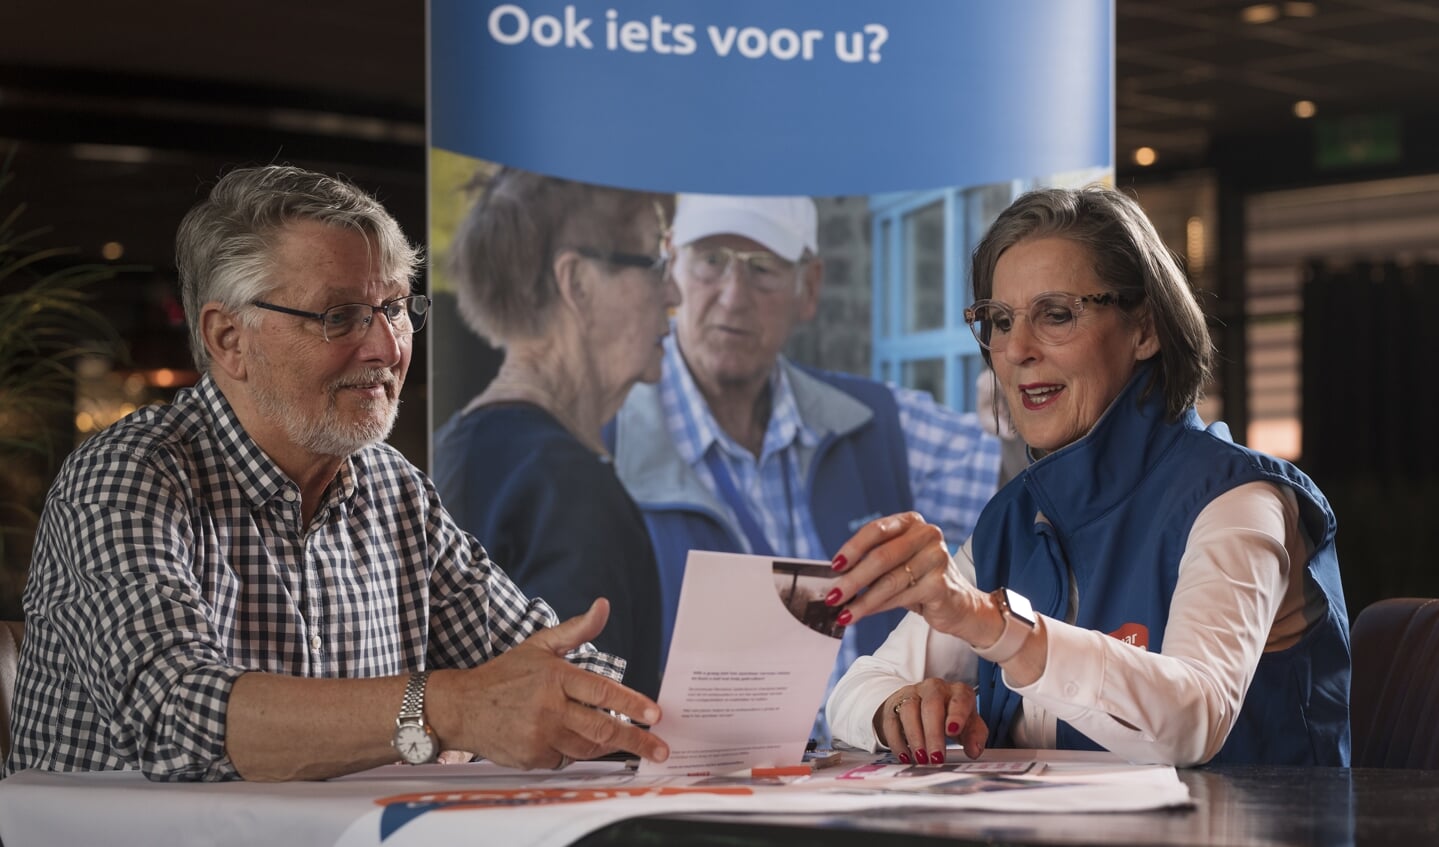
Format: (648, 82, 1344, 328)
(870, 181, 1029, 412)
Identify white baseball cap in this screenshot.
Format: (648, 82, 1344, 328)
(670, 194, 817, 262)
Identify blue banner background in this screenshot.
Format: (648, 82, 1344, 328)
(430, 0, 1112, 195)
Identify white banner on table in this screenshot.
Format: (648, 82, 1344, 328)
(638, 551, 844, 777)
(0, 752, 1192, 847)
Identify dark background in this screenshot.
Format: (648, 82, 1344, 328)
(1, 0, 1438, 620)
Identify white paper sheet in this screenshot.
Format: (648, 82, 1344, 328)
(638, 551, 844, 777)
(330, 753, 1191, 847)
(0, 751, 1193, 847)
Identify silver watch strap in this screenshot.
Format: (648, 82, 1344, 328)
(399, 670, 431, 723)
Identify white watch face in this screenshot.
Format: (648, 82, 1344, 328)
(1004, 589, 1037, 628)
(394, 723, 437, 764)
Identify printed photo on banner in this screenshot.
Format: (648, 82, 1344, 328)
(426, 0, 1114, 733)
(424, 153, 1110, 696)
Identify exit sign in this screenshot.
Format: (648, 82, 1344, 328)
(1315, 114, 1402, 169)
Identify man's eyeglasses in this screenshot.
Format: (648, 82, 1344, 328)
(677, 244, 802, 294)
(573, 247, 670, 281)
(251, 294, 432, 343)
(964, 291, 1126, 352)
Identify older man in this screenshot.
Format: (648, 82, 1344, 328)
(608, 194, 1001, 692)
(5, 165, 667, 781)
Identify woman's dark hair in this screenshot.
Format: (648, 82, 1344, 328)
(970, 185, 1212, 420)
(448, 167, 673, 345)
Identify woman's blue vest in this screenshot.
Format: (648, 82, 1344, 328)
(972, 365, 1350, 765)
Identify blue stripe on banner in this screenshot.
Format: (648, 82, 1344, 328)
(430, 0, 1112, 195)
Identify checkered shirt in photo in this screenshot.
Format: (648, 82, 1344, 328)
(659, 336, 1001, 559)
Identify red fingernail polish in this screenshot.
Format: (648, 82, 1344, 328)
(932, 750, 945, 765)
(825, 588, 842, 606)
(947, 722, 960, 735)
(916, 749, 929, 764)
(898, 752, 910, 764)
(836, 609, 852, 626)
(831, 554, 847, 571)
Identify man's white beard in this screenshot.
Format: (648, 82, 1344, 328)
(251, 365, 400, 457)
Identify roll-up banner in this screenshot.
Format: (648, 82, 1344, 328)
(431, 0, 1111, 194)
(429, 0, 1112, 422)
(426, 0, 1112, 715)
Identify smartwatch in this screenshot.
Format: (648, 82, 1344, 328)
(392, 670, 439, 765)
(972, 587, 1038, 663)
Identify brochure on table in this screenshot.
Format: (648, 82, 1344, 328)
(0, 751, 1194, 847)
(638, 551, 844, 776)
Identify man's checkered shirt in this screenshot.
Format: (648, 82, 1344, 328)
(5, 375, 622, 781)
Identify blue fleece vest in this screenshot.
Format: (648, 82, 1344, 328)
(972, 366, 1350, 765)
(606, 365, 914, 667)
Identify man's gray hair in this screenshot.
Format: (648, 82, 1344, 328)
(175, 164, 421, 371)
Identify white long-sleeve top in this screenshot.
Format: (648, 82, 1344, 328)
(826, 481, 1321, 766)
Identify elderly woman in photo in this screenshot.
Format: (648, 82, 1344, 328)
(434, 168, 678, 699)
(823, 185, 1349, 767)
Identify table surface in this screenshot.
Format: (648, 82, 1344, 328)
(4, 761, 1437, 847)
(572, 765, 1439, 847)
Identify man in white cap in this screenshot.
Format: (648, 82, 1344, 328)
(606, 194, 1000, 727)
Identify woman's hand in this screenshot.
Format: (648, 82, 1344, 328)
(876, 678, 987, 763)
(827, 512, 988, 640)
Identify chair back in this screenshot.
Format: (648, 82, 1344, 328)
(1350, 597, 1439, 768)
(1, 619, 22, 764)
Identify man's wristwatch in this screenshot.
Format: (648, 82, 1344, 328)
(972, 587, 1039, 663)
(392, 670, 439, 765)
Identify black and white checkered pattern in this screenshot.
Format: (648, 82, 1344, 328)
(4, 375, 622, 781)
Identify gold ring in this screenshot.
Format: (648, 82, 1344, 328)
(892, 695, 915, 716)
(554, 754, 573, 771)
(904, 565, 917, 588)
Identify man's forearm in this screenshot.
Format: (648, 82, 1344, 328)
(222, 601, 669, 780)
(225, 672, 409, 781)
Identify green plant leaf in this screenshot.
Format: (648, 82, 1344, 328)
(0, 147, 129, 608)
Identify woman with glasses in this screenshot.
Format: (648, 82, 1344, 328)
(434, 167, 678, 698)
(823, 185, 1349, 767)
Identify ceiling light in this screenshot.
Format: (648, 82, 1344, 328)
(1241, 3, 1281, 24)
(1293, 100, 1317, 119)
(1133, 147, 1157, 167)
(101, 241, 125, 260)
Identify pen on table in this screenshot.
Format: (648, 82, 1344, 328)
(750, 764, 812, 778)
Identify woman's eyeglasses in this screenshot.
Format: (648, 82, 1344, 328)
(572, 246, 670, 282)
(964, 291, 1126, 352)
(251, 294, 431, 343)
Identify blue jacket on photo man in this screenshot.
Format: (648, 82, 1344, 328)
(605, 194, 1001, 728)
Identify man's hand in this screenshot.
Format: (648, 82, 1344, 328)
(431, 598, 669, 769)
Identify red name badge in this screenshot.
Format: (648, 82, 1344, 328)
(1110, 622, 1149, 650)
